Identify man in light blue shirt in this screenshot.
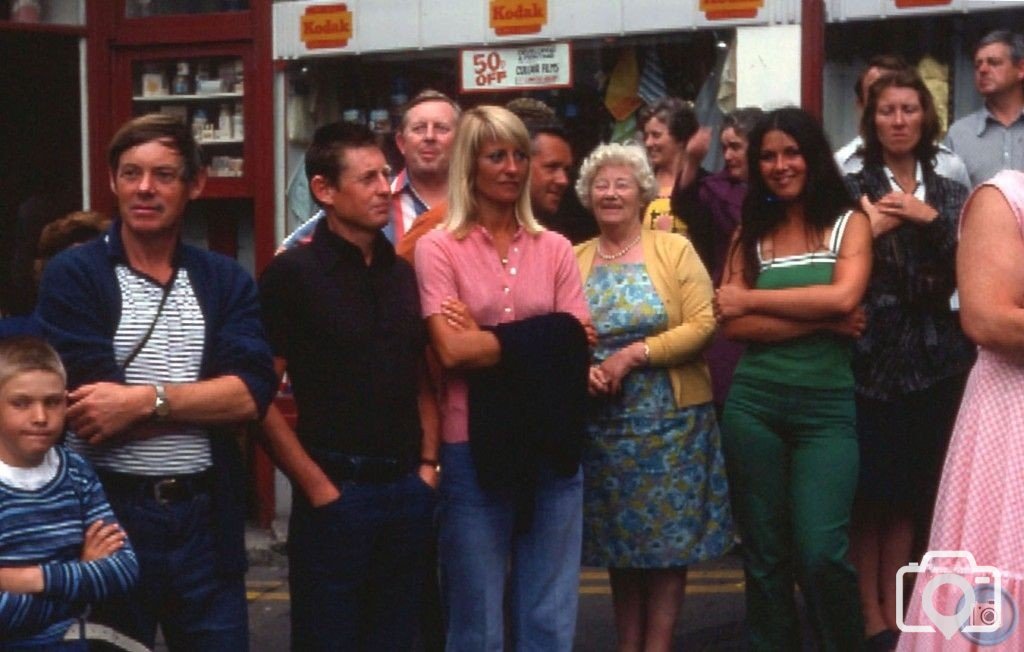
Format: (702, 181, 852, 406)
(945, 29, 1024, 187)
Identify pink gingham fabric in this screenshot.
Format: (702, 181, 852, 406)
(898, 170, 1024, 651)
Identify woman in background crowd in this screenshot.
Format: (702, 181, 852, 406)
(842, 69, 974, 651)
(716, 107, 872, 649)
(639, 98, 700, 236)
(673, 107, 763, 414)
(415, 105, 592, 652)
(573, 142, 732, 652)
(896, 170, 1024, 651)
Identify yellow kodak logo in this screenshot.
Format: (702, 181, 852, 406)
(301, 4, 352, 50)
(699, 0, 763, 20)
(490, 0, 547, 36)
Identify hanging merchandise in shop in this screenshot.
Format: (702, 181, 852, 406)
(461, 42, 571, 93)
(300, 3, 352, 50)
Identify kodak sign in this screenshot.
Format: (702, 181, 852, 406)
(490, 0, 547, 37)
(699, 0, 763, 20)
(300, 3, 352, 50)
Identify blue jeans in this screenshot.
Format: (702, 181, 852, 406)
(92, 486, 248, 651)
(288, 471, 438, 651)
(439, 442, 582, 652)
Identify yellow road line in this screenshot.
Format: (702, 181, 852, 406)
(579, 569, 742, 581)
(247, 591, 291, 601)
(247, 583, 746, 602)
(580, 583, 743, 595)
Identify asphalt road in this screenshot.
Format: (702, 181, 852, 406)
(240, 553, 750, 651)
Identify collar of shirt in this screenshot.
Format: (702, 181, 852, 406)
(470, 222, 527, 245)
(311, 217, 396, 272)
(976, 105, 1024, 135)
(391, 168, 430, 214)
(103, 218, 184, 274)
(883, 160, 926, 201)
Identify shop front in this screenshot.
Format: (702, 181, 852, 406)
(270, 0, 805, 244)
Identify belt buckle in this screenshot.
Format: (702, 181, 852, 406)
(153, 478, 179, 505)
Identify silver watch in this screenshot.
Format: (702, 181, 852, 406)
(153, 384, 170, 420)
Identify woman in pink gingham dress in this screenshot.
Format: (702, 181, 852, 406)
(897, 169, 1024, 650)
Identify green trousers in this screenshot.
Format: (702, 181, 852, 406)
(722, 379, 865, 651)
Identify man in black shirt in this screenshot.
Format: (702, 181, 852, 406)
(258, 121, 439, 650)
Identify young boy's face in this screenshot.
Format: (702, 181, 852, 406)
(0, 370, 66, 468)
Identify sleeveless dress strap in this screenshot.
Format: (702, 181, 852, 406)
(827, 210, 853, 254)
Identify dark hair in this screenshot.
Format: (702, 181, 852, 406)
(304, 121, 381, 208)
(975, 29, 1024, 64)
(721, 107, 765, 140)
(107, 113, 204, 183)
(860, 68, 940, 171)
(638, 97, 698, 145)
(853, 54, 909, 104)
(34, 211, 111, 285)
(505, 98, 571, 151)
(737, 107, 855, 286)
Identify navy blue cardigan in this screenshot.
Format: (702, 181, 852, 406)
(35, 220, 276, 413)
(35, 220, 277, 574)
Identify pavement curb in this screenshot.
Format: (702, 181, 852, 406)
(246, 518, 288, 567)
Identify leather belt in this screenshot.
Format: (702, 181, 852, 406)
(98, 469, 213, 505)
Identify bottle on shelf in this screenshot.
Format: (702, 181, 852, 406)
(231, 103, 244, 140)
(232, 60, 244, 94)
(173, 61, 191, 95)
(219, 104, 233, 140)
(192, 108, 208, 142)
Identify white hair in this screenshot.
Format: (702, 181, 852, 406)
(575, 142, 658, 210)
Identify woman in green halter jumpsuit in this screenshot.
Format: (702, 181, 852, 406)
(714, 108, 874, 651)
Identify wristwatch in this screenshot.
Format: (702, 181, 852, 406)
(153, 384, 170, 420)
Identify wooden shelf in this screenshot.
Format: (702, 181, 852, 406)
(134, 92, 243, 102)
(198, 138, 244, 146)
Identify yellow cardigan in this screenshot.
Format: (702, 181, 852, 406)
(574, 229, 715, 409)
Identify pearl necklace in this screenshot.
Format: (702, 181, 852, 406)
(596, 233, 642, 261)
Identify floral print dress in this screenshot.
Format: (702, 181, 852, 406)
(582, 262, 733, 568)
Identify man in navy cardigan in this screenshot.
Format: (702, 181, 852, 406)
(35, 113, 276, 650)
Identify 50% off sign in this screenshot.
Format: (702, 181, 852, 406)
(460, 43, 572, 93)
(472, 51, 509, 88)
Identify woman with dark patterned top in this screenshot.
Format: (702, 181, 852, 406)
(842, 69, 976, 651)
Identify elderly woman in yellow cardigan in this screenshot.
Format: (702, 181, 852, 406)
(573, 142, 734, 652)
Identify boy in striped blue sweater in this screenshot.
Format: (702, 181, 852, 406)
(0, 337, 138, 648)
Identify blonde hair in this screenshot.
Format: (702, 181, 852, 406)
(444, 105, 544, 238)
(575, 142, 658, 210)
(0, 337, 66, 391)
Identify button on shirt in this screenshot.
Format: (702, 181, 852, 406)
(415, 225, 591, 444)
(259, 219, 426, 460)
(944, 106, 1024, 187)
